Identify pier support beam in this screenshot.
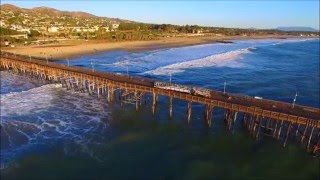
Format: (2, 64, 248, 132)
(253, 116, 260, 139)
(295, 124, 301, 140)
(152, 92, 158, 115)
(61, 78, 66, 88)
(108, 86, 114, 102)
(169, 97, 173, 119)
(248, 115, 255, 133)
(283, 122, 292, 147)
(301, 122, 309, 144)
(187, 101, 192, 124)
(273, 120, 280, 138)
(307, 126, 315, 149)
(204, 105, 213, 127)
(224, 110, 229, 125)
(134, 91, 139, 111)
(96, 85, 100, 97)
(232, 111, 238, 133)
(265, 118, 271, 134)
(245, 114, 252, 131)
(242, 113, 248, 127)
(277, 120, 284, 140)
(250, 115, 257, 135)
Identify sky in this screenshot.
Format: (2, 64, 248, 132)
(1, 0, 319, 30)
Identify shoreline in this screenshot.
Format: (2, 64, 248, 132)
(1, 35, 316, 60)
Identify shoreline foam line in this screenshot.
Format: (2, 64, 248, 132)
(143, 48, 253, 76)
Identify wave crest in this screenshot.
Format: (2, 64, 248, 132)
(144, 48, 252, 75)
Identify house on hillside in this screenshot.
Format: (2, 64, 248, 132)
(17, 28, 31, 34)
(103, 26, 110, 32)
(73, 27, 82, 32)
(10, 34, 28, 39)
(93, 25, 100, 31)
(192, 28, 203, 34)
(10, 24, 23, 31)
(48, 26, 59, 33)
(0, 20, 6, 27)
(109, 21, 120, 31)
(112, 23, 119, 29)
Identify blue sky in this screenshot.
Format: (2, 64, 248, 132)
(2, 0, 319, 29)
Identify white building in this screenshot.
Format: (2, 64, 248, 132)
(48, 26, 59, 33)
(103, 26, 110, 32)
(73, 27, 82, 32)
(17, 28, 31, 34)
(0, 20, 6, 27)
(10, 24, 23, 31)
(111, 23, 119, 30)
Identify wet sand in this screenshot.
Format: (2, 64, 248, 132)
(2, 35, 299, 60)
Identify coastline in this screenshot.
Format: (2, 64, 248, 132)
(1, 35, 313, 60)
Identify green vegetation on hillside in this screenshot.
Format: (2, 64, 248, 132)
(1, 3, 319, 45)
(0, 27, 23, 35)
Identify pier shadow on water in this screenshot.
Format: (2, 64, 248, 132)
(1, 106, 319, 179)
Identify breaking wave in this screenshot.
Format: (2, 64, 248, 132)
(144, 48, 252, 75)
(1, 84, 61, 117)
(0, 71, 43, 95)
(1, 84, 110, 169)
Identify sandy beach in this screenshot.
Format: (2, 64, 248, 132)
(1, 35, 301, 60)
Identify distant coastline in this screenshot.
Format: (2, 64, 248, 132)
(2, 35, 317, 60)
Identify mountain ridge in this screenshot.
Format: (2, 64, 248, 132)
(276, 26, 319, 32)
(0, 3, 133, 21)
(1, 3, 319, 32)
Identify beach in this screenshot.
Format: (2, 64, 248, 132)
(1, 35, 298, 60)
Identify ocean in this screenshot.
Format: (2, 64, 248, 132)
(1, 38, 319, 179)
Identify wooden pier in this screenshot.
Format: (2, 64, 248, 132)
(1, 51, 319, 155)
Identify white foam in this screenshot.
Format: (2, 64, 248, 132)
(1, 82, 111, 169)
(1, 84, 62, 117)
(144, 48, 252, 75)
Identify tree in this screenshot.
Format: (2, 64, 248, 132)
(29, 30, 41, 37)
(118, 23, 139, 31)
(0, 27, 21, 35)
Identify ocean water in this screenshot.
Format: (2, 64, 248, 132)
(1, 38, 319, 179)
(59, 38, 319, 107)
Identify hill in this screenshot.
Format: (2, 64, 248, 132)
(276, 26, 319, 32)
(30, 6, 97, 19)
(0, 3, 130, 21)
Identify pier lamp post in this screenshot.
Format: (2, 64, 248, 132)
(223, 81, 227, 94)
(292, 92, 298, 108)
